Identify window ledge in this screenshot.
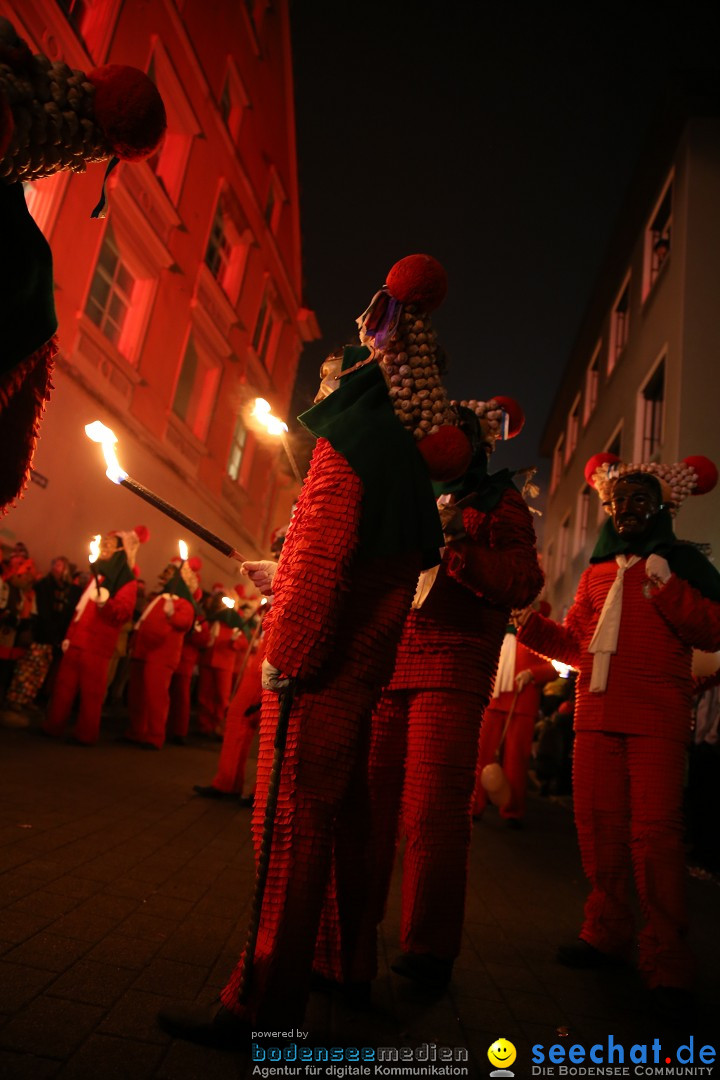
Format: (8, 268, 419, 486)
(192, 263, 238, 357)
(74, 313, 143, 403)
(165, 413, 208, 471)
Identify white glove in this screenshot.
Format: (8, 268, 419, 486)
(515, 669, 534, 691)
(231, 627, 241, 640)
(262, 658, 290, 693)
(61, 638, 69, 653)
(93, 587, 110, 607)
(241, 560, 278, 597)
(646, 554, 671, 585)
(163, 597, 175, 616)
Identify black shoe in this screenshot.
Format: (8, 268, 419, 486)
(193, 784, 235, 800)
(648, 985, 695, 1025)
(556, 939, 626, 969)
(141, 742, 160, 751)
(239, 794, 254, 808)
(505, 817, 523, 830)
(168, 735, 186, 746)
(157, 1002, 249, 1050)
(66, 736, 94, 747)
(115, 734, 142, 745)
(391, 952, 453, 990)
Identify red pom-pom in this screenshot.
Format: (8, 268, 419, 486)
(88, 65, 166, 161)
(558, 700, 574, 715)
(385, 254, 447, 311)
(212, 581, 225, 592)
(491, 395, 525, 438)
(188, 556, 203, 572)
(417, 426, 472, 482)
(538, 600, 552, 618)
(684, 455, 718, 495)
(584, 452, 621, 488)
(134, 524, 150, 543)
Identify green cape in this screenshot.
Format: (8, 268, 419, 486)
(93, 550, 134, 598)
(299, 346, 443, 569)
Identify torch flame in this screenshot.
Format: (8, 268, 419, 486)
(260, 597, 268, 606)
(551, 659, 572, 679)
(222, 596, 235, 609)
(88, 534, 101, 564)
(178, 540, 189, 562)
(85, 421, 128, 484)
(252, 398, 288, 436)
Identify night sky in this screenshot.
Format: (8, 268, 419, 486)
(287, 1, 720, 489)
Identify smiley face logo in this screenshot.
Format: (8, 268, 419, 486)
(488, 1038, 517, 1071)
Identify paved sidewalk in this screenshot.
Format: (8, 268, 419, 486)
(0, 717, 718, 1080)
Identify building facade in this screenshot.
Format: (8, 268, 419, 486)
(1, 0, 318, 588)
(540, 111, 720, 617)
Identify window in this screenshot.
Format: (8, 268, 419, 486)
(85, 226, 136, 350)
(172, 335, 221, 443)
(565, 394, 581, 463)
(557, 513, 571, 580)
(551, 433, 565, 494)
(227, 416, 248, 481)
(583, 342, 601, 425)
(204, 195, 252, 303)
(574, 485, 591, 555)
(643, 174, 673, 299)
(57, 0, 121, 61)
(264, 168, 286, 234)
(146, 46, 199, 206)
(608, 275, 630, 375)
(251, 284, 280, 367)
(219, 62, 249, 143)
(638, 358, 665, 461)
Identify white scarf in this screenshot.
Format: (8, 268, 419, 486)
(493, 632, 517, 697)
(587, 554, 640, 692)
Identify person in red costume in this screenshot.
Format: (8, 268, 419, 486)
(192, 626, 265, 802)
(42, 525, 148, 745)
(123, 556, 200, 750)
(166, 596, 208, 745)
(195, 589, 248, 738)
(158, 254, 473, 1045)
(472, 620, 556, 826)
(314, 398, 544, 995)
(517, 452, 720, 1021)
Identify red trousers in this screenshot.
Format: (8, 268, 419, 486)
(473, 705, 536, 820)
(316, 687, 482, 983)
(196, 666, 233, 734)
(126, 658, 174, 749)
(573, 730, 693, 989)
(43, 645, 110, 745)
(167, 671, 192, 738)
(211, 650, 263, 794)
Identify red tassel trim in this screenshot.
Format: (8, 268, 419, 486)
(0, 336, 57, 515)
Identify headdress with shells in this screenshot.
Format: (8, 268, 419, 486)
(452, 395, 525, 447)
(353, 254, 471, 482)
(584, 453, 718, 513)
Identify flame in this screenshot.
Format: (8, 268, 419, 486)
(178, 540, 189, 562)
(88, 534, 101, 564)
(222, 596, 235, 609)
(260, 597, 268, 606)
(551, 660, 572, 679)
(252, 398, 288, 436)
(85, 421, 128, 484)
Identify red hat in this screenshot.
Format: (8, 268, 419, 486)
(585, 453, 718, 514)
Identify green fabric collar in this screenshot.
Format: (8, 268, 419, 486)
(299, 347, 443, 569)
(93, 551, 134, 597)
(590, 512, 720, 601)
(433, 457, 517, 513)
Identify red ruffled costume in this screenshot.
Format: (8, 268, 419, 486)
(520, 562, 720, 988)
(219, 437, 423, 1024)
(314, 486, 543, 984)
(209, 643, 264, 795)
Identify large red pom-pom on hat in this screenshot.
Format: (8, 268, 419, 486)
(88, 66, 166, 162)
(417, 426, 473, 482)
(385, 254, 448, 311)
(585, 452, 718, 514)
(683, 455, 718, 495)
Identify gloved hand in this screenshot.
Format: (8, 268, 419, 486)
(61, 638, 69, 652)
(646, 554, 671, 585)
(93, 587, 110, 606)
(262, 658, 290, 693)
(515, 668, 534, 691)
(231, 627, 241, 640)
(241, 560, 278, 597)
(163, 597, 175, 616)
